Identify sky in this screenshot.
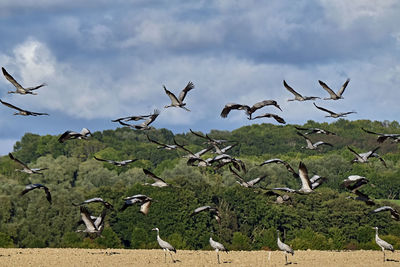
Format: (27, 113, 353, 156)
(0, 0, 400, 155)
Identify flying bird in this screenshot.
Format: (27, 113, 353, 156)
(190, 205, 221, 224)
(115, 109, 160, 130)
(294, 126, 336, 136)
(163, 81, 194, 111)
(76, 206, 106, 236)
(277, 230, 294, 265)
(373, 227, 394, 262)
(120, 194, 153, 215)
(2, 67, 47, 95)
(58, 128, 91, 143)
(370, 206, 400, 221)
(283, 80, 320, 101)
(313, 102, 356, 118)
(229, 166, 266, 188)
(21, 184, 52, 204)
(189, 129, 229, 146)
(9, 153, 48, 175)
(94, 156, 137, 167)
(347, 146, 385, 166)
(0, 99, 49, 116)
(152, 227, 177, 263)
(146, 135, 178, 150)
(173, 138, 213, 166)
(259, 158, 298, 178)
(318, 79, 350, 100)
(361, 128, 400, 143)
(250, 113, 286, 124)
(296, 132, 333, 150)
(72, 197, 114, 210)
(220, 100, 282, 119)
(209, 237, 228, 264)
(342, 175, 375, 205)
(143, 169, 169, 187)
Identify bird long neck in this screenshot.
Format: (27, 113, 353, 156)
(375, 228, 379, 238)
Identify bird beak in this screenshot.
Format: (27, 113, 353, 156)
(277, 105, 282, 112)
(151, 228, 156, 231)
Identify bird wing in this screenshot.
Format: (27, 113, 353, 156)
(140, 201, 152, 215)
(2, 67, 24, 90)
(21, 184, 40, 195)
(247, 175, 267, 186)
(337, 78, 350, 97)
(80, 206, 98, 232)
(30, 111, 49, 116)
(347, 146, 363, 161)
(313, 102, 336, 115)
(228, 165, 246, 184)
(146, 135, 165, 146)
(251, 113, 286, 124)
(142, 109, 160, 127)
(318, 80, 337, 98)
(249, 100, 273, 113)
(9, 153, 31, 170)
(143, 169, 167, 183)
(0, 99, 25, 112)
(163, 86, 180, 105)
(43, 186, 52, 204)
(190, 206, 212, 216)
(366, 146, 381, 159)
(189, 129, 207, 140)
(220, 103, 244, 118)
(272, 187, 297, 193)
(313, 141, 333, 147)
(283, 80, 303, 98)
(339, 111, 356, 116)
(298, 162, 312, 191)
(94, 209, 107, 228)
(178, 81, 195, 102)
(296, 132, 313, 147)
(194, 147, 212, 157)
(361, 127, 382, 136)
(93, 156, 111, 163)
(173, 137, 194, 155)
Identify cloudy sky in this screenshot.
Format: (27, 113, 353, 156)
(0, 0, 399, 155)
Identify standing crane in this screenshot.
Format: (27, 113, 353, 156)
(152, 227, 177, 263)
(209, 237, 228, 264)
(277, 230, 294, 265)
(373, 227, 394, 262)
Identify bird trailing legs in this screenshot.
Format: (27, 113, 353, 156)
(216, 249, 220, 264)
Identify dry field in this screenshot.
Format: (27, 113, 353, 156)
(0, 248, 399, 267)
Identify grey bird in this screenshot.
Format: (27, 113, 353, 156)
(372, 227, 394, 262)
(220, 100, 282, 119)
(94, 156, 138, 167)
(58, 128, 91, 143)
(116, 109, 160, 130)
(9, 153, 48, 175)
(76, 206, 106, 236)
(229, 166, 266, 188)
(2, 67, 46, 95)
(283, 80, 320, 101)
(146, 135, 178, 150)
(143, 169, 169, 187)
(318, 79, 350, 100)
(152, 227, 177, 263)
(370, 206, 400, 221)
(347, 146, 383, 165)
(190, 205, 221, 224)
(361, 127, 400, 143)
(313, 102, 356, 118)
(21, 184, 52, 204)
(277, 230, 294, 265)
(120, 194, 153, 215)
(296, 132, 333, 150)
(72, 197, 114, 210)
(209, 237, 228, 264)
(164, 81, 194, 111)
(0, 99, 48, 116)
(294, 126, 336, 136)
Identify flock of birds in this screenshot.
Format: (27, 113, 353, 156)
(1, 66, 399, 264)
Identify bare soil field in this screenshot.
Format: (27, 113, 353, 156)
(0, 248, 399, 267)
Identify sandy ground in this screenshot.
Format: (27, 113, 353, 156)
(0, 249, 399, 267)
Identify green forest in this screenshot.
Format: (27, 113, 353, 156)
(1, 119, 400, 251)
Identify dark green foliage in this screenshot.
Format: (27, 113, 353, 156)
(1, 120, 400, 250)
